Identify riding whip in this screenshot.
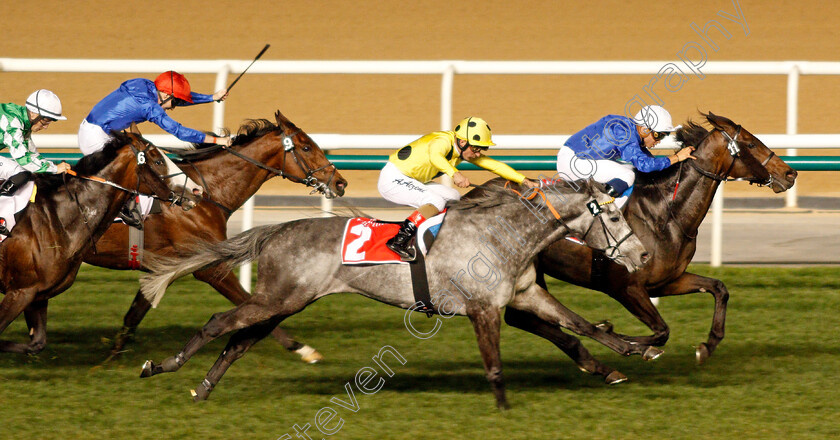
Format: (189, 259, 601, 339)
(225, 44, 270, 94)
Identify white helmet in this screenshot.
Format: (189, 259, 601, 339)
(25, 89, 67, 121)
(633, 105, 677, 133)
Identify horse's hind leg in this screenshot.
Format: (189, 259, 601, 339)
(510, 284, 662, 360)
(468, 305, 509, 410)
(193, 267, 323, 364)
(107, 288, 151, 357)
(191, 316, 284, 401)
(650, 272, 730, 364)
(140, 297, 280, 378)
(504, 307, 626, 384)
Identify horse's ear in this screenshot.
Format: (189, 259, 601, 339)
(588, 179, 606, 195)
(706, 112, 736, 131)
(274, 110, 290, 129)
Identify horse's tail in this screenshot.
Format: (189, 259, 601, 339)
(140, 224, 286, 308)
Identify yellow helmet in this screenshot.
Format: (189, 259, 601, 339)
(454, 117, 495, 147)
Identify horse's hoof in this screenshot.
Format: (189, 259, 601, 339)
(643, 346, 664, 361)
(190, 389, 207, 402)
(696, 343, 711, 365)
(605, 371, 628, 385)
(295, 345, 324, 364)
(496, 400, 511, 411)
(595, 320, 614, 333)
(139, 360, 154, 378)
(191, 381, 211, 402)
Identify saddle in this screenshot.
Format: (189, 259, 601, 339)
(340, 211, 446, 265)
(340, 212, 448, 316)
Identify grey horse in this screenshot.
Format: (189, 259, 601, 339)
(139, 179, 652, 409)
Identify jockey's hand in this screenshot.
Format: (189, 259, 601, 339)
(670, 146, 696, 165)
(55, 162, 71, 173)
(213, 89, 229, 102)
(205, 135, 232, 147)
(453, 172, 470, 188)
(522, 178, 540, 189)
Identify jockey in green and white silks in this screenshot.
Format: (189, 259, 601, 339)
(0, 90, 70, 180)
(0, 89, 70, 235)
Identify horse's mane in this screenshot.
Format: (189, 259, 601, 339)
(172, 119, 283, 163)
(33, 135, 125, 193)
(449, 178, 591, 211)
(634, 117, 712, 188)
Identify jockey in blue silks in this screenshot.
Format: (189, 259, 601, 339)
(77, 71, 230, 227)
(556, 105, 696, 208)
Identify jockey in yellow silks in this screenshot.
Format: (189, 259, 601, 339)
(377, 116, 538, 261)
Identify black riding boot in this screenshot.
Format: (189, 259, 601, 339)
(0, 171, 34, 197)
(117, 198, 144, 229)
(386, 219, 418, 261)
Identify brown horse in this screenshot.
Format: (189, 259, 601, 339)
(0, 132, 190, 354)
(515, 112, 797, 372)
(83, 110, 348, 362)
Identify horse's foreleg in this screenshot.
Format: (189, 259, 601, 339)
(0, 299, 49, 354)
(140, 296, 281, 378)
(504, 307, 626, 384)
(191, 316, 284, 402)
(510, 284, 662, 360)
(468, 305, 508, 410)
(0, 288, 39, 354)
(194, 267, 323, 363)
(602, 284, 670, 347)
(650, 272, 730, 364)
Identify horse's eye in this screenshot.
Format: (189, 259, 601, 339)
(610, 215, 620, 223)
(748, 143, 756, 149)
(303, 146, 311, 152)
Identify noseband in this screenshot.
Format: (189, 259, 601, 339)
(222, 129, 339, 197)
(579, 198, 635, 260)
(688, 125, 775, 187)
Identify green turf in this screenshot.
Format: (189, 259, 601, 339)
(1, 265, 838, 440)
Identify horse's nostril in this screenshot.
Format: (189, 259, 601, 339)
(641, 252, 650, 263)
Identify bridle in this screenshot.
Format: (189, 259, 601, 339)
(578, 197, 636, 260)
(506, 182, 635, 260)
(662, 124, 776, 239)
(64, 137, 176, 252)
(687, 125, 775, 187)
(221, 129, 340, 198)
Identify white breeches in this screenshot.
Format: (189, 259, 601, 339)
(377, 162, 461, 211)
(556, 145, 635, 207)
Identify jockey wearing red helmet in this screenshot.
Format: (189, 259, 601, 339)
(154, 71, 196, 105)
(77, 71, 230, 227)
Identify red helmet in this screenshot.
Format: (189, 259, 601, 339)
(154, 71, 193, 103)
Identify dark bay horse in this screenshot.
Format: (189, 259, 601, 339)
(138, 179, 650, 409)
(0, 132, 190, 354)
(531, 112, 797, 367)
(83, 110, 348, 363)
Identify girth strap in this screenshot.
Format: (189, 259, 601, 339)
(409, 248, 435, 317)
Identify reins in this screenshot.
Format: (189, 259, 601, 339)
(505, 181, 632, 259)
(221, 129, 338, 196)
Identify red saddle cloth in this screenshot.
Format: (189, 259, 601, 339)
(341, 218, 404, 264)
